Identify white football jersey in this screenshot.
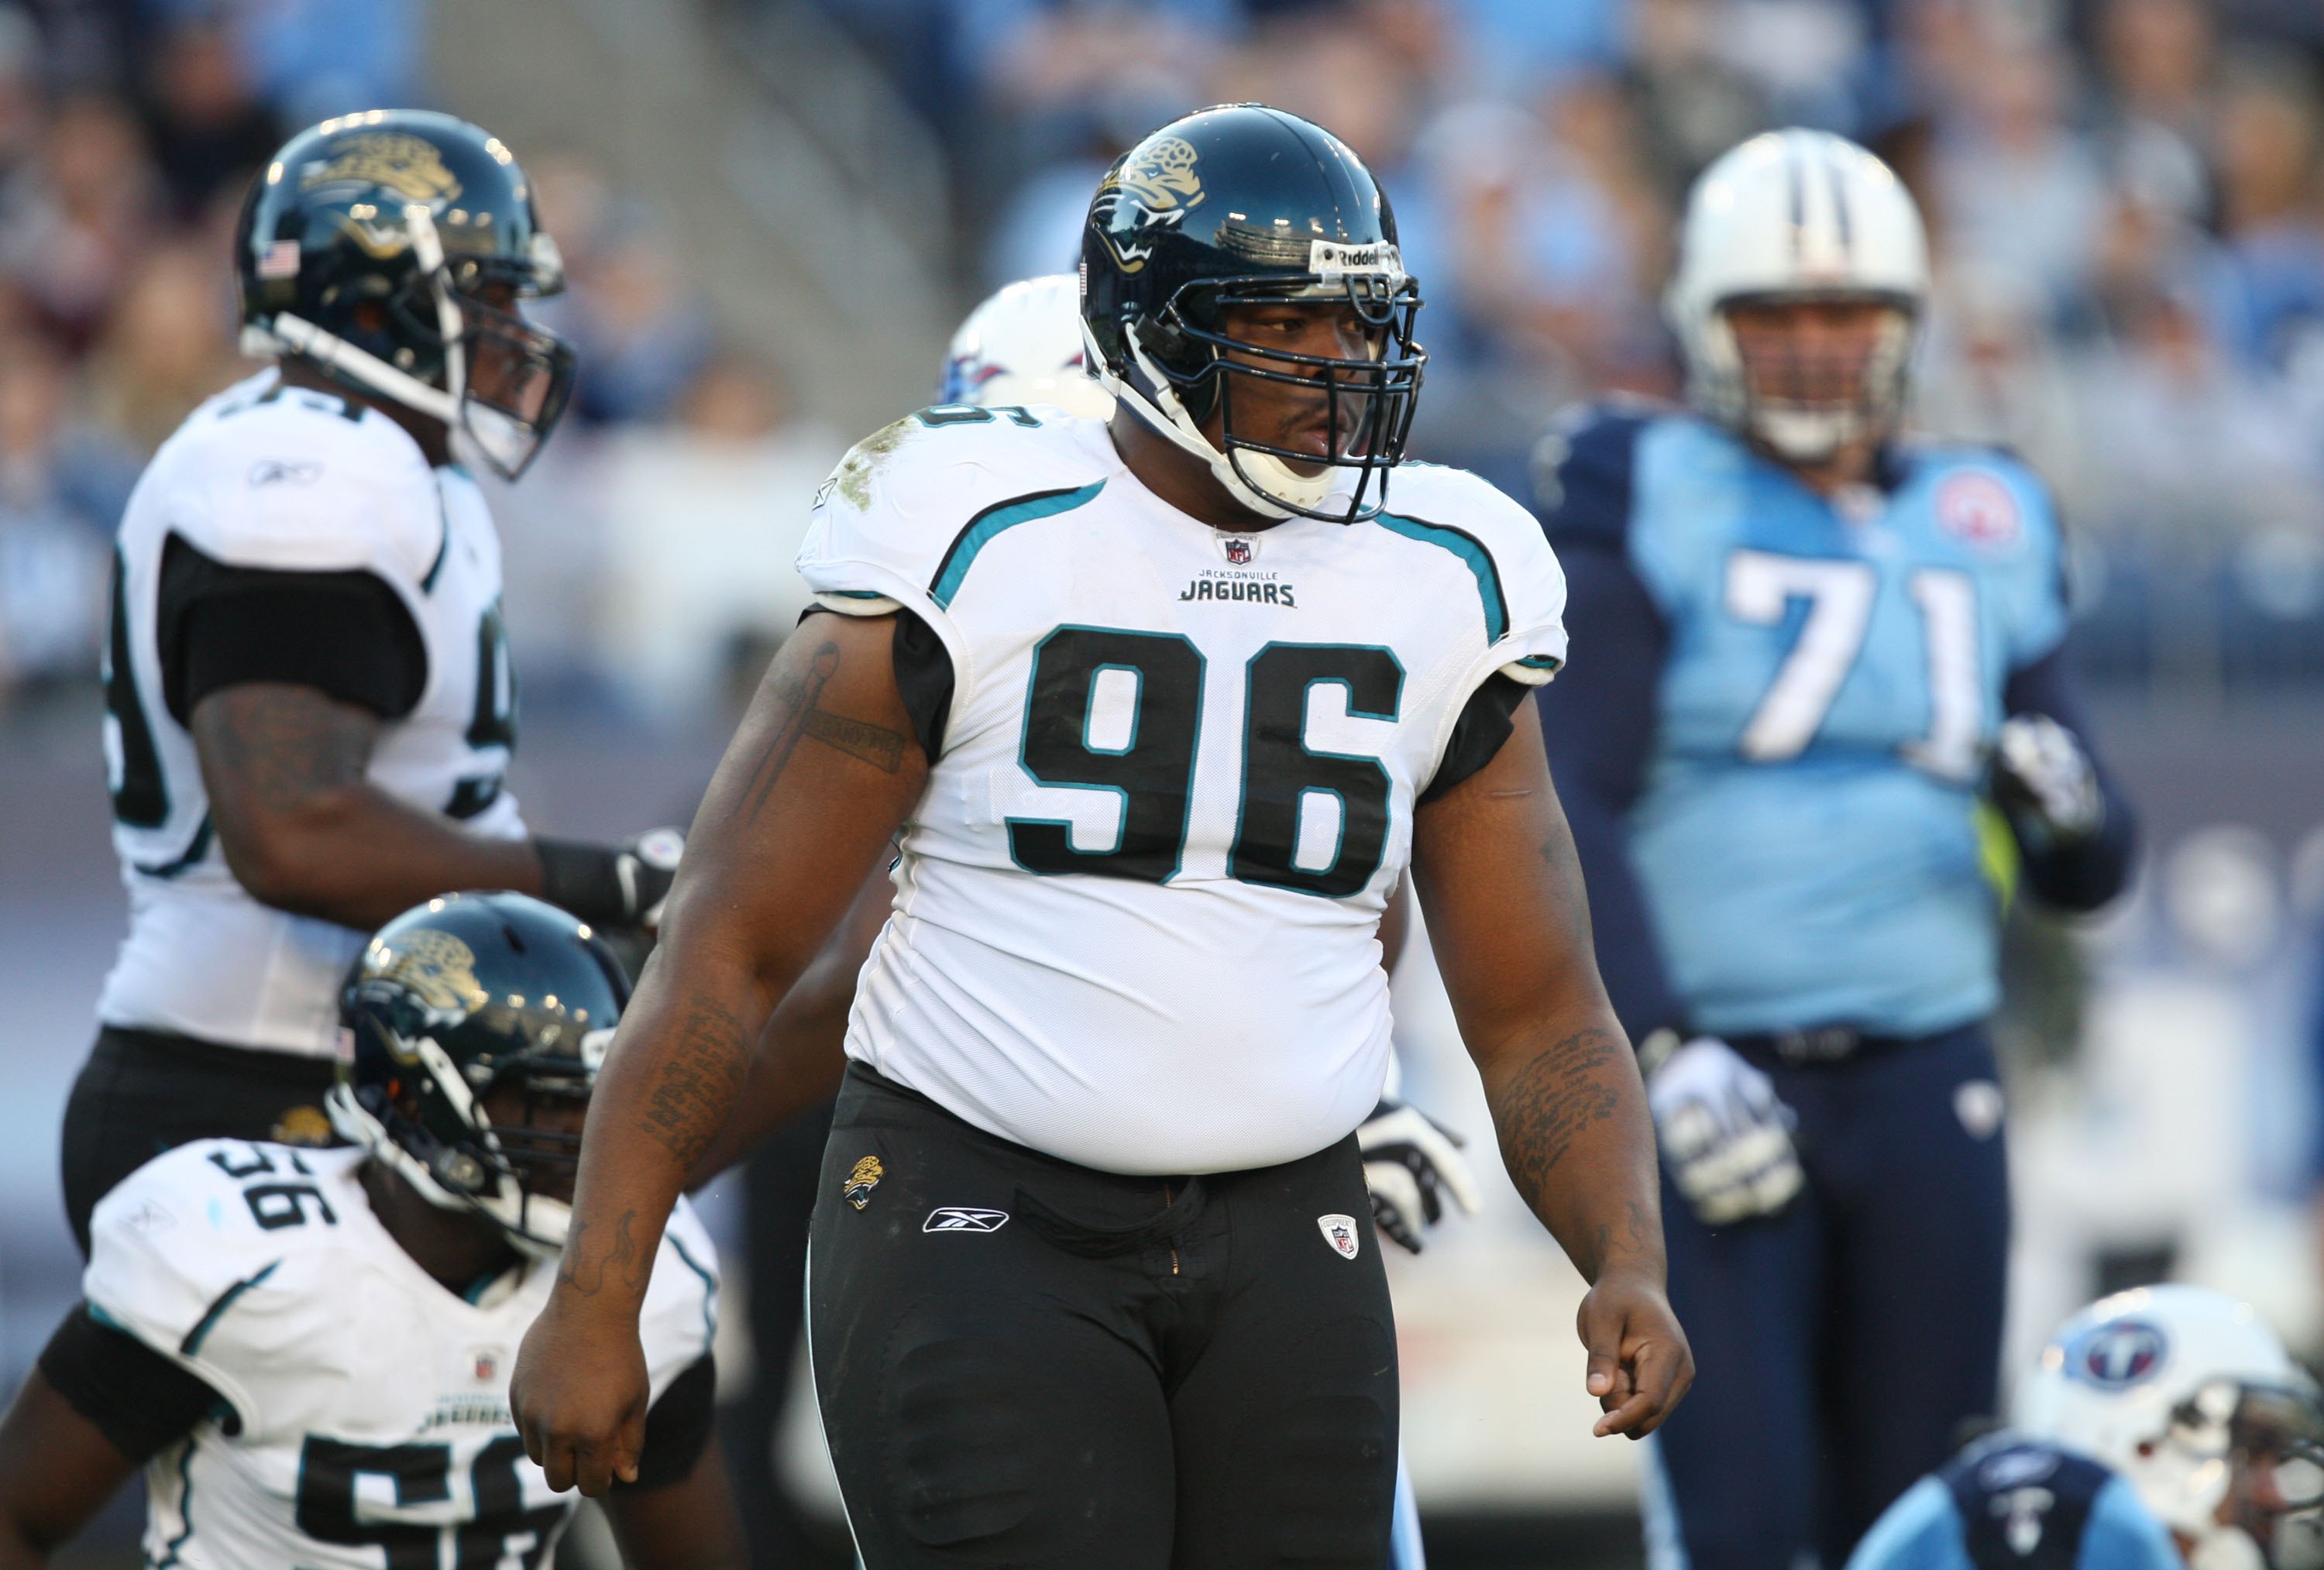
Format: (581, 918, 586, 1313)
(84, 1142, 717, 1570)
(796, 408, 1566, 1174)
(98, 368, 527, 1056)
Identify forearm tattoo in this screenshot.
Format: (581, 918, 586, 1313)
(740, 640, 908, 822)
(636, 995, 749, 1169)
(198, 684, 374, 813)
(556, 1209, 651, 1297)
(1492, 1026, 1624, 1201)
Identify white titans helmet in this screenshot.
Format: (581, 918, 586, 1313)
(940, 273, 1113, 420)
(1666, 128, 1930, 462)
(2016, 1286, 2324, 1570)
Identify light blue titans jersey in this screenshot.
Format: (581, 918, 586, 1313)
(1847, 1436, 2184, 1570)
(1541, 407, 2069, 1036)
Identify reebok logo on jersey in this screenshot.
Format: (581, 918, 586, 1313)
(923, 1208, 1010, 1233)
(1178, 569, 1295, 607)
(249, 459, 322, 487)
(1318, 1213, 1360, 1260)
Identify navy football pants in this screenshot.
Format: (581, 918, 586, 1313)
(1647, 1024, 2011, 1570)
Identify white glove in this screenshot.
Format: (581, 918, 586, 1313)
(1648, 1037, 1804, 1226)
(1360, 1100, 1483, 1254)
(1992, 714, 2103, 847)
(615, 826, 686, 930)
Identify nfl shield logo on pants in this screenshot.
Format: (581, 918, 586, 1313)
(1318, 1213, 1360, 1260)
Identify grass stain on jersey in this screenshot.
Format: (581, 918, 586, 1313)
(834, 419, 917, 511)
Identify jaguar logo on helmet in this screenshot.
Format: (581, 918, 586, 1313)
(2070, 1320, 2168, 1387)
(1093, 135, 1205, 273)
(366, 929, 490, 1019)
(300, 131, 464, 206)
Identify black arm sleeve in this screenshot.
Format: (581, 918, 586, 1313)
(36, 1305, 227, 1464)
(891, 608, 955, 761)
(158, 532, 427, 726)
(1418, 674, 1530, 804)
(615, 1354, 717, 1492)
(794, 604, 955, 761)
(1535, 541, 1691, 1044)
(2000, 641, 2137, 912)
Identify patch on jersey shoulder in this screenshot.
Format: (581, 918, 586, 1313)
(830, 418, 917, 512)
(1318, 1213, 1361, 1260)
(1934, 469, 2023, 553)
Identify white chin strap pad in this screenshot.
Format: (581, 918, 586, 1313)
(1098, 322, 1335, 520)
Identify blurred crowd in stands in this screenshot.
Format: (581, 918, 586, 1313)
(9, 0, 2324, 709)
(0, 0, 813, 711)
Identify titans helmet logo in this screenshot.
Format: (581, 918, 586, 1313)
(1092, 135, 1205, 273)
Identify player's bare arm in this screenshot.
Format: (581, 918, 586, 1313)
(514, 612, 927, 1495)
(1409, 699, 1692, 1439)
(682, 857, 896, 1189)
(0, 1371, 142, 1570)
(193, 680, 542, 929)
(600, 1433, 749, 1570)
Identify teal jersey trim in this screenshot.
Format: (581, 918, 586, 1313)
(1374, 513, 1509, 642)
(665, 1232, 720, 1358)
(154, 1436, 199, 1569)
(929, 480, 1107, 609)
(179, 1260, 280, 1357)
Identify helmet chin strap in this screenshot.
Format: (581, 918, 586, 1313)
(1092, 320, 1336, 521)
(325, 1036, 573, 1261)
(243, 204, 470, 434)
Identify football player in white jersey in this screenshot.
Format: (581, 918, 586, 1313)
(517, 105, 1690, 1565)
(64, 110, 683, 1252)
(0, 892, 739, 1568)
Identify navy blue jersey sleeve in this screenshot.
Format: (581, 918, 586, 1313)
(1535, 538, 1690, 1043)
(2000, 641, 2136, 912)
(1533, 406, 1652, 548)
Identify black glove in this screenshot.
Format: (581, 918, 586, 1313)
(535, 827, 686, 933)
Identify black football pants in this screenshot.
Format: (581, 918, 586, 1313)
(809, 1062, 1398, 1568)
(61, 1025, 342, 1255)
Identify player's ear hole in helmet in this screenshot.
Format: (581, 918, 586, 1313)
(329, 890, 630, 1260)
(235, 109, 576, 481)
(1081, 103, 1426, 524)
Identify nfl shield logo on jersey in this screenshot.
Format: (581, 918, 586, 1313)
(1224, 537, 1253, 565)
(1318, 1214, 1360, 1260)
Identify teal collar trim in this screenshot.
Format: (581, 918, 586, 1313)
(1374, 513, 1509, 643)
(929, 480, 1108, 609)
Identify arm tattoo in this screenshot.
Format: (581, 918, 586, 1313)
(801, 708, 906, 773)
(556, 1209, 651, 1297)
(636, 996, 750, 1168)
(740, 641, 909, 820)
(199, 684, 375, 813)
(1491, 1026, 1623, 1200)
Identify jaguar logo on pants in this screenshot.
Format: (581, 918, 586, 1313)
(1318, 1213, 1360, 1260)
